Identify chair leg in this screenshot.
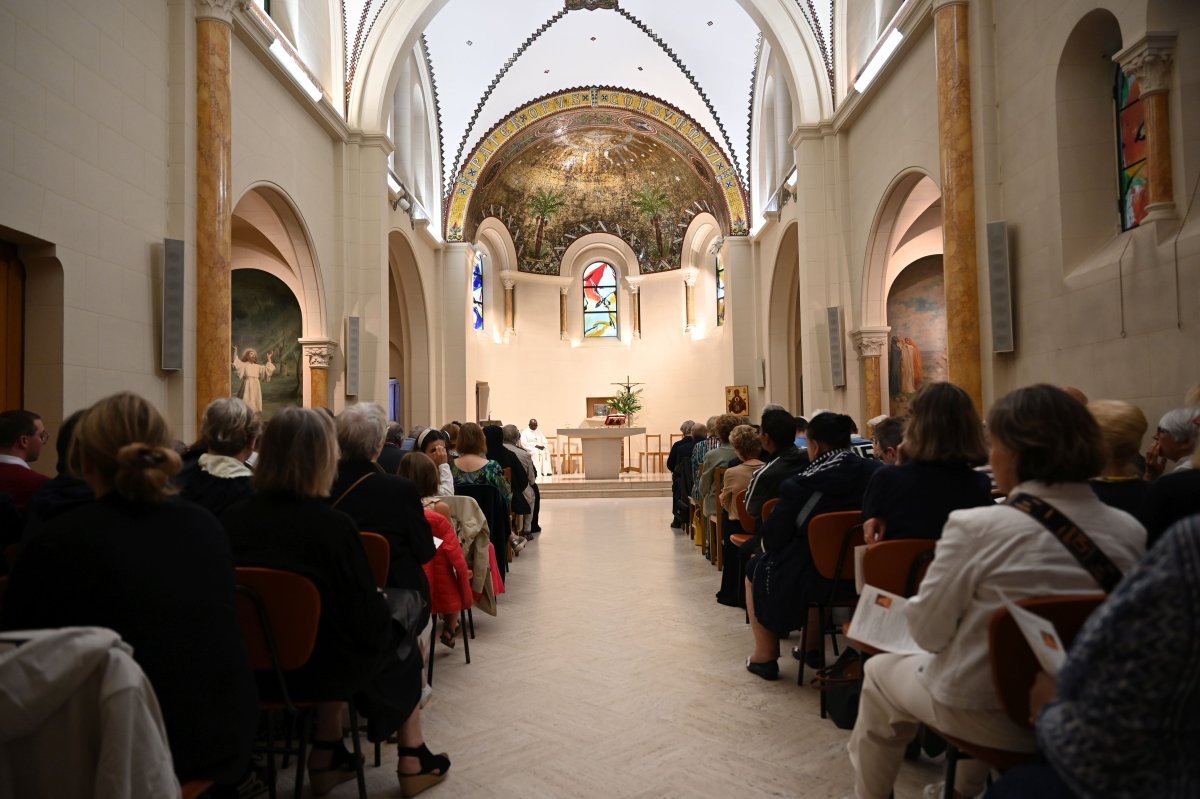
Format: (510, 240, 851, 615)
(264, 710, 277, 799)
(292, 709, 310, 799)
(467, 608, 475, 639)
(944, 745, 960, 799)
(460, 610, 471, 664)
(427, 615, 437, 687)
(346, 701, 368, 799)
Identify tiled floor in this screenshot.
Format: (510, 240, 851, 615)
(280, 497, 941, 798)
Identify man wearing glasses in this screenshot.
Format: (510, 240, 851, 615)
(0, 410, 50, 515)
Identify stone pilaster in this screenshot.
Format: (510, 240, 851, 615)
(683, 269, 698, 332)
(500, 271, 516, 335)
(299, 337, 335, 409)
(194, 0, 238, 426)
(559, 286, 569, 340)
(934, 0, 982, 411)
(626, 277, 643, 339)
(852, 327, 891, 422)
(1116, 33, 1177, 219)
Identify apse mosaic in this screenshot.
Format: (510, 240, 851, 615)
(1116, 67, 1147, 231)
(583, 261, 619, 338)
(886, 256, 948, 417)
(448, 88, 748, 275)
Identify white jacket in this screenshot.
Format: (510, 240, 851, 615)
(905, 481, 1145, 710)
(0, 627, 180, 799)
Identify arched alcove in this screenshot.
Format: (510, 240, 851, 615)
(559, 233, 638, 343)
(766, 222, 801, 412)
(388, 230, 432, 427)
(861, 170, 943, 327)
(886, 255, 946, 415)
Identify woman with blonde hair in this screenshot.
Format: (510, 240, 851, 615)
(2, 392, 258, 789)
(1087, 399, 1149, 515)
(222, 407, 450, 796)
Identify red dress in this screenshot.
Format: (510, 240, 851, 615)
(421, 510, 473, 614)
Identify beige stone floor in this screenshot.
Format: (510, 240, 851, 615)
(280, 497, 941, 798)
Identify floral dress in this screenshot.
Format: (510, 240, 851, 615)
(450, 459, 511, 505)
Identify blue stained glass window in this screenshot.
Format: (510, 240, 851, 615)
(471, 252, 484, 331)
(582, 261, 618, 339)
(715, 253, 726, 326)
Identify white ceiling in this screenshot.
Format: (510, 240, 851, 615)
(422, 0, 761, 191)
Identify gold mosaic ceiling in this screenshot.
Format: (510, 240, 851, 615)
(464, 106, 729, 274)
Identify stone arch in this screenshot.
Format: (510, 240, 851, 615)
(861, 169, 942, 328)
(767, 221, 801, 412)
(558, 233, 638, 343)
(679, 212, 723, 326)
(388, 230, 432, 427)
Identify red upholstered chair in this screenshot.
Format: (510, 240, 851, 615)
(234, 567, 368, 799)
(358, 532, 390, 588)
(180, 780, 213, 799)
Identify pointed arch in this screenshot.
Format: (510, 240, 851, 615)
(388, 230, 432, 427)
(861, 170, 942, 329)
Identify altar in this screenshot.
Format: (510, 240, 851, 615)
(557, 426, 646, 479)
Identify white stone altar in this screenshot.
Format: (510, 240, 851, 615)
(557, 426, 646, 479)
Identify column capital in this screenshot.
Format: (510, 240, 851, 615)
(1115, 33, 1176, 95)
(932, 0, 968, 10)
(299, 337, 336, 369)
(559, 284, 570, 296)
(681, 267, 698, 287)
(500, 270, 517, 290)
(625, 276, 643, 293)
(851, 327, 891, 358)
(195, 0, 238, 23)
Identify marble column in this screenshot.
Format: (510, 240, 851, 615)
(299, 338, 335, 409)
(194, 0, 237, 425)
(626, 277, 643, 339)
(934, 0, 982, 411)
(852, 327, 891, 422)
(559, 286, 569, 340)
(1117, 34, 1176, 219)
(683, 269, 697, 332)
(501, 272, 516, 335)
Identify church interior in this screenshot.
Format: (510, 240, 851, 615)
(1, 0, 1199, 797)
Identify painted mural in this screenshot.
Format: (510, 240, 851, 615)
(231, 269, 302, 418)
(887, 256, 947, 416)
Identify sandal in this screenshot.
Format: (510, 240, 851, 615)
(396, 742, 450, 797)
(307, 738, 362, 797)
(439, 625, 457, 649)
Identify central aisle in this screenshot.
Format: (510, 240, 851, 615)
(368, 497, 938, 797)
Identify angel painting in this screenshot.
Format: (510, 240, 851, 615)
(232, 345, 277, 413)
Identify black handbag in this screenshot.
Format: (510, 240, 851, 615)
(383, 586, 429, 663)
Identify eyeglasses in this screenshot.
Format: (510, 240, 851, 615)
(39, 430, 49, 443)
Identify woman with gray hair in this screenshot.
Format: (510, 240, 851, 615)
(176, 396, 260, 516)
(329, 403, 435, 597)
(1145, 407, 1198, 478)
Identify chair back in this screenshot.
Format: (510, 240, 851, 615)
(456, 482, 510, 580)
(808, 511, 864, 581)
(761, 497, 780, 521)
(989, 594, 1105, 729)
(234, 567, 321, 674)
(862, 539, 937, 597)
(359, 532, 390, 588)
(734, 489, 756, 533)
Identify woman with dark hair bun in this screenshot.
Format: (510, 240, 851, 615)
(847, 384, 1146, 799)
(2, 392, 258, 788)
(743, 412, 882, 680)
(861, 382, 993, 543)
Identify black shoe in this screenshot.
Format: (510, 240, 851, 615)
(745, 657, 779, 681)
(715, 592, 741, 608)
(791, 646, 824, 669)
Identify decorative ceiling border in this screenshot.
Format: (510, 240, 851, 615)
(344, 0, 390, 106)
(746, 32, 763, 220)
(420, 34, 445, 195)
(444, 86, 749, 243)
(795, 0, 836, 107)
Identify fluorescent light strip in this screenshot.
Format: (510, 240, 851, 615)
(269, 38, 322, 102)
(853, 29, 903, 94)
(387, 172, 401, 194)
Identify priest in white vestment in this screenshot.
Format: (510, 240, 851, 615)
(522, 418, 553, 477)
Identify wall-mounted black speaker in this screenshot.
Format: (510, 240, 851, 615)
(986, 221, 1015, 353)
(161, 238, 184, 371)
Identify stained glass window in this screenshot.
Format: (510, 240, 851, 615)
(471, 251, 484, 331)
(582, 261, 618, 338)
(715, 253, 726, 327)
(1116, 66, 1147, 231)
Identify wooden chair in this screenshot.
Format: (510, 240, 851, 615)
(359, 532, 390, 588)
(935, 595, 1105, 797)
(639, 433, 665, 473)
(798, 510, 865, 719)
(181, 780, 213, 799)
(861, 539, 937, 599)
(234, 567, 369, 799)
(707, 467, 728, 567)
(761, 497, 780, 521)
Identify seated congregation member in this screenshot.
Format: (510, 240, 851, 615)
(862, 382, 992, 544)
(377, 421, 406, 474)
(670, 422, 703, 528)
(24, 409, 92, 533)
(1139, 465, 1200, 549)
(869, 415, 904, 465)
(222, 407, 449, 797)
(1086, 399, 1150, 516)
(329, 403, 435, 597)
(847, 384, 1145, 799)
(399, 452, 473, 649)
(744, 413, 881, 679)
(503, 423, 539, 537)
(849, 418, 875, 459)
(715, 424, 765, 607)
(699, 414, 740, 519)
(416, 427, 456, 496)
(743, 408, 809, 520)
(441, 422, 461, 458)
(690, 416, 720, 503)
(176, 397, 259, 517)
(794, 415, 808, 450)
(451, 422, 511, 504)
(0, 409, 50, 518)
(1144, 407, 1197, 478)
(985, 513, 1200, 799)
(2, 392, 257, 787)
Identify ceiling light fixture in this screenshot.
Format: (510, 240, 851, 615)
(853, 28, 903, 94)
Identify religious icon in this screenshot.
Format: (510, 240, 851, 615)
(725, 385, 749, 415)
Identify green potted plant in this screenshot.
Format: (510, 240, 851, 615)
(607, 380, 644, 427)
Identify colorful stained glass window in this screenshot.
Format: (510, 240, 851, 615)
(471, 251, 484, 331)
(1116, 66, 1147, 231)
(715, 253, 726, 327)
(582, 261, 618, 338)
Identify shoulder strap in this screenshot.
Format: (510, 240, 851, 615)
(331, 473, 374, 508)
(794, 490, 824, 532)
(1008, 492, 1123, 592)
